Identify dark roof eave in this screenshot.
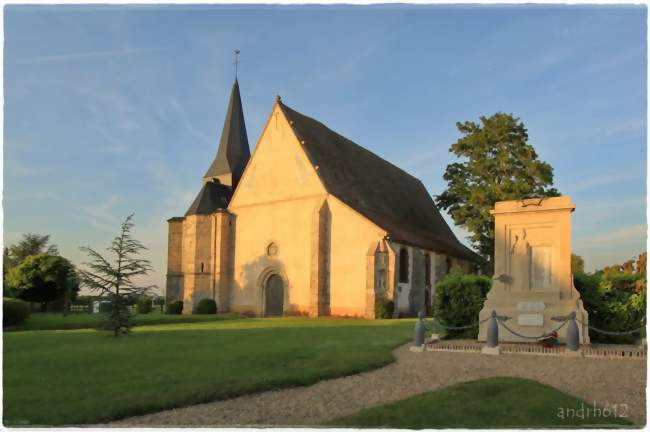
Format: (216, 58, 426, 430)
(388, 232, 481, 262)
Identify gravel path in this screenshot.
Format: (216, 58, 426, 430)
(109, 343, 646, 427)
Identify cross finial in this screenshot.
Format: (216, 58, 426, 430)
(233, 50, 240, 79)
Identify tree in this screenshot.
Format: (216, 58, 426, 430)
(571, 254, 585, 274)
(4, 234, 59, 294)
(600, 253, 647, 276)
(637, 252, 647, 276)
(5, 234, 58, 268)
(435, 113, 559, 272)
(78, 214, 155, 336)
(6, 254, 79, 311)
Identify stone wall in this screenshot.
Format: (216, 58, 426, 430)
(166, 218, 184, 303)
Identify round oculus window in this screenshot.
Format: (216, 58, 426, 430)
(266, 242, 278, 257)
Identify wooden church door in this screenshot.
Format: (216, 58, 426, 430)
(265, 274, 284, 316)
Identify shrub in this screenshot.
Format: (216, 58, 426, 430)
(136, 296, 153, 314)
(166, 300, 183, 315)
(574, 271, 646, 343)
(152, 296, 165, 312)
(195, 298, 217, 315)
(375, 298, 394, 319)
(433, 271, 491, 338)
(3, 297, 31, 326)
(153, 297, 165, 306)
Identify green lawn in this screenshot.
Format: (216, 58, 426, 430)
(8, 311, 241, 331)
(4, 317, 412, 426)
(326, 377, 634, 428)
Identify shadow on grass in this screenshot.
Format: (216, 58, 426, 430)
(325, 377, 636, 429)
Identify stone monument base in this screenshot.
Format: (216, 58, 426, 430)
(481, 346, 501, 355)
(478, 293, 590, 344)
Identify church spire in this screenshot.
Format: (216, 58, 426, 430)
(203, 78, 251, 189)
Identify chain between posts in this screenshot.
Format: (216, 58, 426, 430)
(420, 313, 643, 341)
(427, 316, 491, 332)
(496, 317, 570, 340)
(576, 319, 645, 336)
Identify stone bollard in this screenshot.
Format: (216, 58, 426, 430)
(566, 311, 581, 355)
(430, 316, 440, 343)
(481, 310, 501, 355)
(410, 311, 426, 352)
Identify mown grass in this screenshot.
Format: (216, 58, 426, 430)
(4, 317, 412, 426)
(8, 311, 242, 331)
(326, 377, 634, 428)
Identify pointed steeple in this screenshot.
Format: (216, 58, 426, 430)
(203, 79, 251, 189)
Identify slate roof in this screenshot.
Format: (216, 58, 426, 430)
(278, 101, 480, 261)
(185, 180, 232, 216)
(203, 79, 251, 188)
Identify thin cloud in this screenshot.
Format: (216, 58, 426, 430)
(77, 194, 122, 232)
(5, 191, 56, 201)
(9, 47, 168, 65)
(7, 160, 36, 177)
(605, 118, 646, 136)
(169, 98, 213, 145)
(568, 171, 644, 193)
(576, 224, 647, 247)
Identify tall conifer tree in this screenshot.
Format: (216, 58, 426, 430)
(79, 214, 155, 336)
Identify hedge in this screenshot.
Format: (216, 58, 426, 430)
(136, 297, 153, 314)
(166, 300, 183, 315)
(433, 271, 491, 338)
(4, 298, 31, 326)
(375, 298, 394, 319)
(194, 298, 217, 315)
(574, 271, 646, 343)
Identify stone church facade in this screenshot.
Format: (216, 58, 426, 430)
(166, 80, 479, 318)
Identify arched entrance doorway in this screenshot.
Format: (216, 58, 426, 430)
(265, 274, 284, 316)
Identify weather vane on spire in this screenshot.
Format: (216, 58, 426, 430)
(233, 50, 240, 79)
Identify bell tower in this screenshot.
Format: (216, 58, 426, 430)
(166, 76, 250, 313)
(202, 79, 251, 189)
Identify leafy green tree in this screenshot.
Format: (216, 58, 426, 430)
(601, 258, 639, 276)
(4, 234, 59, 294)
(637, 252, 647, 276)
(78, 214, 155, 336)
(6, 254, 79, 311)
(571, 254, 585, 274)
(5, 234, 58, 268)
(436, 113, 559, 272)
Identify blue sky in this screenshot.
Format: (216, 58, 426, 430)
(4, 4, 647, 292)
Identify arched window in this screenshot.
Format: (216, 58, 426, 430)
(425, 253, 431, 286)
(399, 248, 409, 283)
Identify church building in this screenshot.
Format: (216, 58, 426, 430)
(166, 80, 479, 318)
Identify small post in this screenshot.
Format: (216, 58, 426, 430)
(410, 311, 426, 352)
(566, 311, 581, 354)
(430, 315, 440, 343)
(481, 310, 501, 355)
